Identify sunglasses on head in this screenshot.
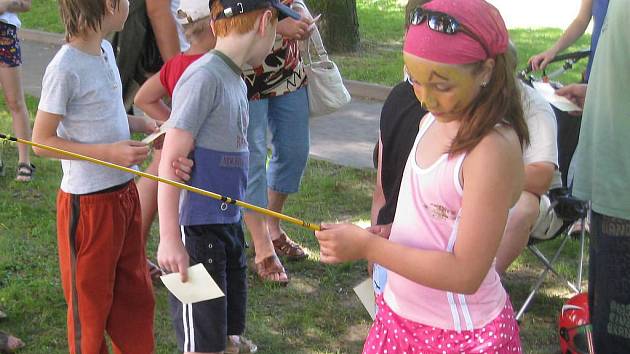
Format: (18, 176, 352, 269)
(409, 7, 490, 58)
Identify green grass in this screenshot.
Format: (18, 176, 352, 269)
(1, 94, 588, 353)
(19, 0, 64, 34)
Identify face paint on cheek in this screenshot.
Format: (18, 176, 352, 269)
(404, 53, 481, 117)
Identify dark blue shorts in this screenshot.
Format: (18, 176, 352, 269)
(0, 22, 21, 67)
(169, 223, 248, 353)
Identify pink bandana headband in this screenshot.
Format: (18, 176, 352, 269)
(403, 0, 509, 65)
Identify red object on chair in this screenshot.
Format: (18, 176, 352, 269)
(558, 292, 594, 354)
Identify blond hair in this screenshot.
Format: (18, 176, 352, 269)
(183, 16, 211, 42)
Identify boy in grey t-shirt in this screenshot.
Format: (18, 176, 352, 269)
(156, 1, 300, 352)
(31, 0, 161, 351)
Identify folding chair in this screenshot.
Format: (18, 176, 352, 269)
(515, 188, 589, 321)
(514, 50, 591, 321)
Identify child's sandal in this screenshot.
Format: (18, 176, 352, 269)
(0, 331, 25, 353)
(15, 163, 35, 182)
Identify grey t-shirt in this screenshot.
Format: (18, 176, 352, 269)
(167, 50, 249, 225)
(38, 40, 135, 194)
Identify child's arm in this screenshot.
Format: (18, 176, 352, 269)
(157, 127, 194, 282)
(316, 129, 524, 294)
(32, 110, 150, 167)
(134, 73, 171, 122)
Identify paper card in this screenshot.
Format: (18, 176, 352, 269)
(141, 124, 167, 145)
(532, 81, 583, 112)
(353, 277, 377, 320)
(160, 263, 224, 304)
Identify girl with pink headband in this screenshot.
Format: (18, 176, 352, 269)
(315, 0, 527, 352)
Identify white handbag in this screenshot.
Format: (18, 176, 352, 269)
(302, 25, 351, 117)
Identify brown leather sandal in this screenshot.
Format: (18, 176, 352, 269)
(254, 254, 289, 286)
(272, 232, 307, 261)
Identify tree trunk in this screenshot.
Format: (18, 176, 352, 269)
(307, 0, 360, 52)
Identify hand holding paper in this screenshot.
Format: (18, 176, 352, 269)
(142, 123, 167, 145)
(532, 81, 583, 112)
(161, 263, 224, 304)
(353, 278, 376, 320)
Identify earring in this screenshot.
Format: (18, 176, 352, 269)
(481, 81, 488, 88)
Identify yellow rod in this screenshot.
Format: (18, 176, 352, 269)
(1, 133, 321, 231)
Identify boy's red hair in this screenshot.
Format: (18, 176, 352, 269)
(211, 2, 278, 37)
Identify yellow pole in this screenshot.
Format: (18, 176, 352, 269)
(0, 133, 321, 231)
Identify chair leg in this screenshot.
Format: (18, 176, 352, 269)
(516, 236, 576, 321)
(529, 243, 580, 293)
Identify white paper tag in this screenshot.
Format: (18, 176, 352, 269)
(141, 124, 167, 144)
(532, 81, 583, 112)
(160, 263, 225, 304)
(353, 277, 377, 320)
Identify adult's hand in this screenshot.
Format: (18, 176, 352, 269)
(528, 49, 557, 72)
(277, 10, 314, 41)
(556, 84, 587, 115)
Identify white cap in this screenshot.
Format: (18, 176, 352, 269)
(176, 0, 211, 24)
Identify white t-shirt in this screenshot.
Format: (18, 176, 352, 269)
(170, 0, 190, 52)
(0, 12, 21, 28)
(38, 40, 135, 194)
(521, 82, 562, 189)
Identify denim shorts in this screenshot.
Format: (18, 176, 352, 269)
(245, 87, 310, 207)
(0, 22, 21, 67)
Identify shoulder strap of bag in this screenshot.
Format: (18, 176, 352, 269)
(307, 24, 329, 63)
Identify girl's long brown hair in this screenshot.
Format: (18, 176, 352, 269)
(449, 51, 529, 156)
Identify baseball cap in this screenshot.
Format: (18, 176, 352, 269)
(176, 0, 211, 24)
(214, 0, 301, 21)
